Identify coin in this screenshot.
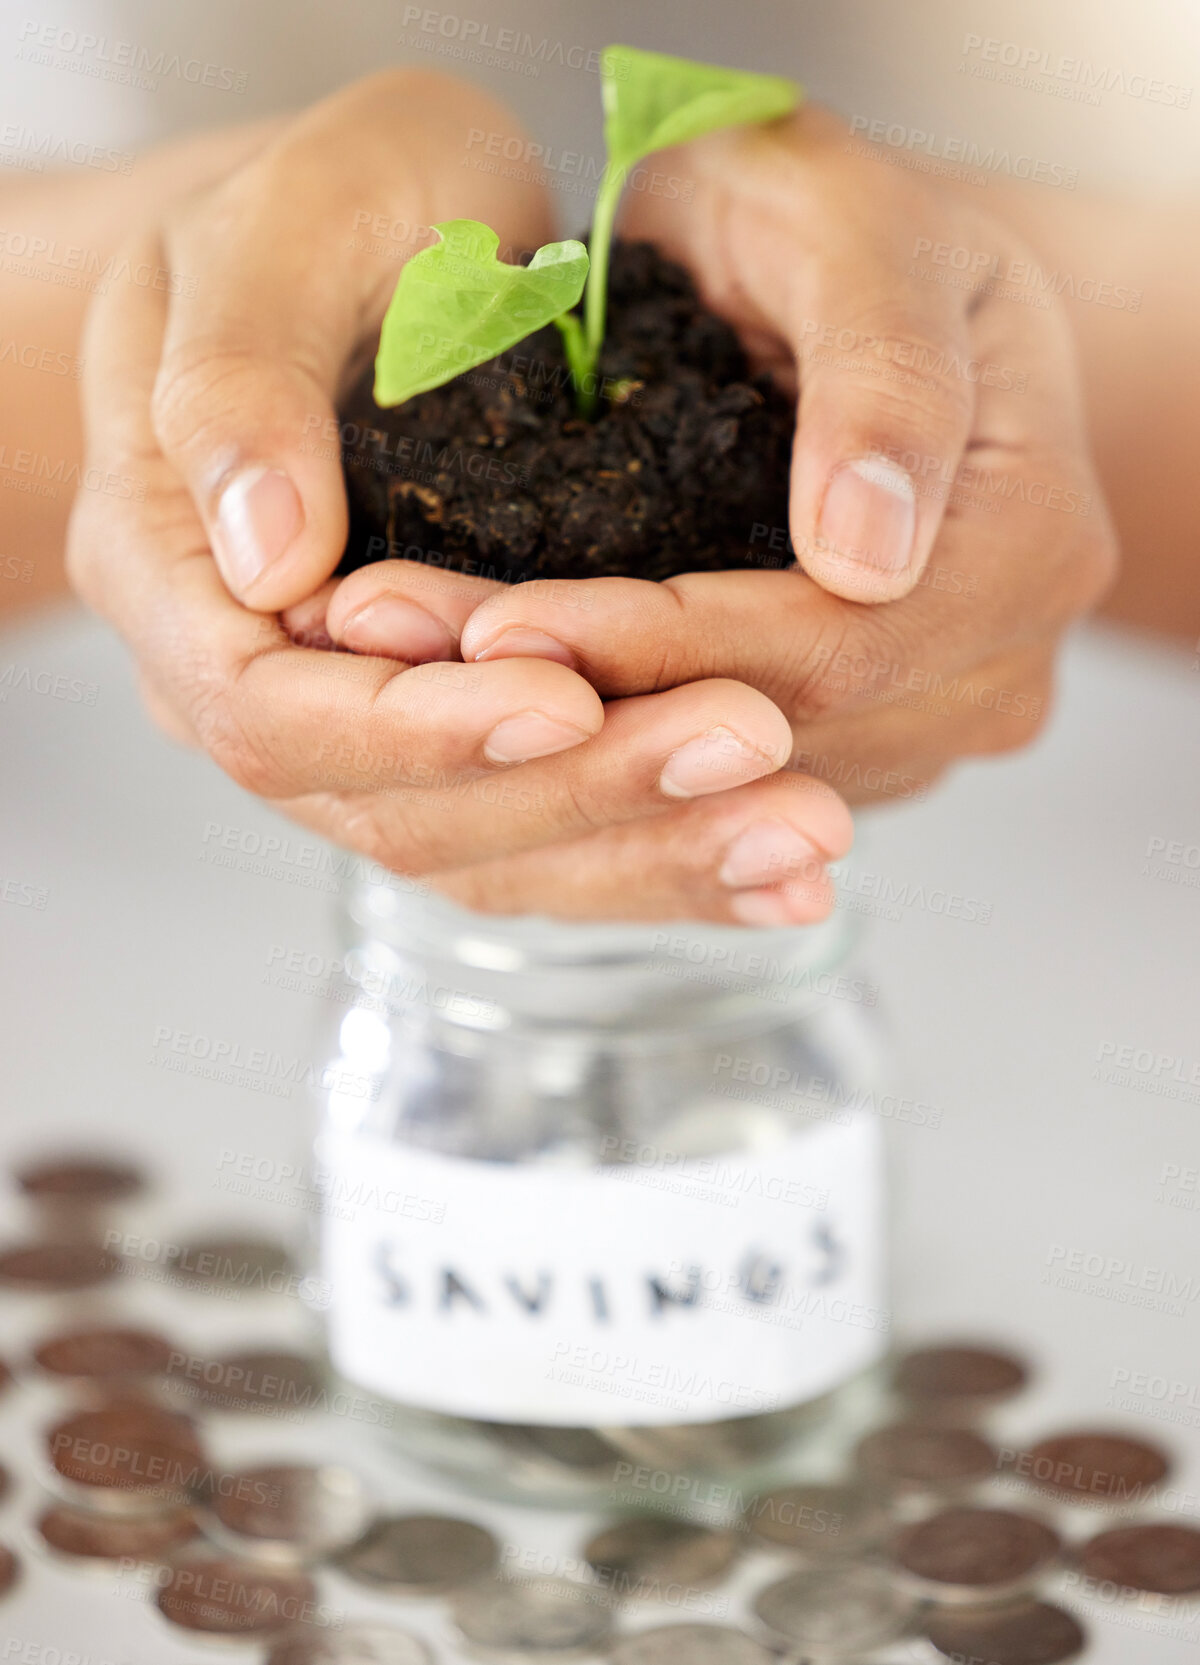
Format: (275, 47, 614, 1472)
(0, 1546, 17, 1598)
(207, 1464, 371, 1563)
(584, 1517, 740, 1598)
(1021, 1431, 1169, 1503)
(266, 1625, 434, 1665)
(925, 1600, 1086, 1665)
(1079, 1522, 1200, 1594)
(893, 1343, 1029, 1410)
(0, 1240, 120, 1291)
(165, 1234, 295, 1294)
(890, 1506, 1061, 1600)
(752, 1566, 916, 1656)
(156, 1552, 317, 1637)
(854, 1421, 997, 1492)
(166, 1348, 324, 1414)
(36, 1502, 199, 1565)
(450, 1574, 614, 1661)
(16, 1155, 144, 1205)
(32, 1324, 175, 1380)
(46, 1400, 207, 1513)
(741, 1482, 889, 1560)
(334, 1514, 499, 1594)
(607, 1623, 776, 1664)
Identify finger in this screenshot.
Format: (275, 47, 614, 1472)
(278, 678, 795, 876)
(149, 70, 556, 611)
(434, 771, 853, 925)
(322, 558, 512, 662)
(623, 107, 978, 602)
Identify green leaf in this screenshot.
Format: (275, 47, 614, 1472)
(600, 45, 800, 176)
(583, 47, 800, 367)
(374, 219, 589, 408)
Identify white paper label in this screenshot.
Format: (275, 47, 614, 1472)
(317, 1115, 886, 1425)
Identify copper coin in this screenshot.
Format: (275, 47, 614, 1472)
(208, 1464, 371, 1562)
(33, 1324, 175, 1380)
(854, 1421, 997, 1492)
(166, 1349, 324, 1414)
(1079, 1522, 1200, 1594)
(741, 1482, 889, 1559)
(164, 1235, 294, 1293)
(585, 1517, 740, 1596)
(16, 1155, 144, 1204)
(925, 1600, 1085, 1665)
(891, 1507, 1060, 1598)
(893, 1343, 1029, 1409)
(1021, 1431, 1169, 1504)
(37, 1502, 198, 1565)
(47, 1401, 207, 1511)
(156, 1552, 317, 1637)
(0, 1546, 18, 1599)
(0, 1240, 120, 1291)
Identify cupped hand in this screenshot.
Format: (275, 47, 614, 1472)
(321, 104, 1119, 830)
(67, 71, 852, 926)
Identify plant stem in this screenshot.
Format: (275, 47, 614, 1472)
(553, 311, 596, 419)
(583, 163, 626, 367)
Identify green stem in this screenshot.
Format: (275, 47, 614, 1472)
(553, 311, 596, 419)
(584, 163, 626, 369)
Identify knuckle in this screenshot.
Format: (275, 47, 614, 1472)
(149, 341, 263, 463)
(186, 678, 289, 799)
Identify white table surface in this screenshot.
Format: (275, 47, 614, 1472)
(0, 601, 1197, 1662)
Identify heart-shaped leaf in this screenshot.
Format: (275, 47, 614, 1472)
(600, 45, 800, 175)
(374, 219, 589, 408)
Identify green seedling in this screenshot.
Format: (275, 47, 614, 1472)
(374, 46, 800, 416)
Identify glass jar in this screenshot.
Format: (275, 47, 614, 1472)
(314, 883, 892, 1504)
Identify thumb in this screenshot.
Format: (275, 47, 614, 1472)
(148, 70, 556, 611)
(621, 108, 977, 603)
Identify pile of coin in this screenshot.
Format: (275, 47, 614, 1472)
(1, 1150, 1199, 1663)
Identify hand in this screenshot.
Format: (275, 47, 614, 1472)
(318, 105, 1118, 851)
(67, 71, 853, 927)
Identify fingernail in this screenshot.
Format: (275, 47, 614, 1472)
(483, 711, 594, 765)
(719, 819, 824, 888)
(470, 627, 577, 669)
(214, 466, 304, 596)
(659, 726, 778, 800)
(341, 597, 455, 664)
(729, 885, 831, 927)
(818, 455, 915, 581)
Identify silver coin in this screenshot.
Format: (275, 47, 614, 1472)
(741, 1483, 889, 1560)
(335, 1514, 499, 1594)
(752, 1566, 916, 1656)
(206, 1464, 371, 1563)
(266, 1623, 434, 1665)
(585, 1518, 740, 1598)
(451, 1574, 614, 1661)
(607, 1624, 775, 1665)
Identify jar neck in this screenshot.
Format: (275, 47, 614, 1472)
(343, 882, 860, 1041)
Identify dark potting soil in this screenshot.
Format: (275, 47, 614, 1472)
(337, 240, 794, 583)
